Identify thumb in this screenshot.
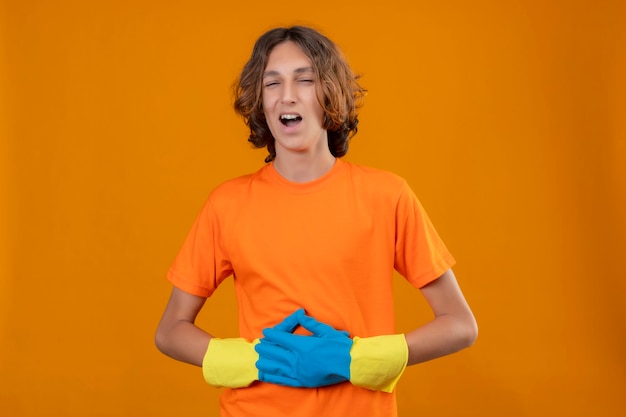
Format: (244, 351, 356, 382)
(298, 313, 348, 339)
(270, 308, 305, 333)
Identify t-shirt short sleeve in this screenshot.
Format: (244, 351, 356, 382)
(394, 181, 456, 288)
(167, 198, 233, 297)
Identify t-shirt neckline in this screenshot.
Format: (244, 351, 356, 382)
(265, 158, 346, 193)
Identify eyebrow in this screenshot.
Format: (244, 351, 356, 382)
(262, 66, 315, 79)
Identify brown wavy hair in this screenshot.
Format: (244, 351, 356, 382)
(234, 26, 366, 163)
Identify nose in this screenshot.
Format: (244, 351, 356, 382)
(280, 82, 296, 104)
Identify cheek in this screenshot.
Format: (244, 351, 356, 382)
(261, 98, 271, 121)
(313, 100, 325, 123)
(312, 92, 325, 119)
(261, 94, 274, 116)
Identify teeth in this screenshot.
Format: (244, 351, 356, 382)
(280, 114, 300, 120)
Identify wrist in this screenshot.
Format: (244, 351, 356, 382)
(350, 334, 408, 392)
(202, 338, 260, 388)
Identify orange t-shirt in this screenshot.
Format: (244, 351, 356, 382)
(167, 159, 455, 417)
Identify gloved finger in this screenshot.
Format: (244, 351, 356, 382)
(256, 356, 293, 377)
(297, 313, 349, 339)
(255, 339, 293, 362)
(262, 328, 314, 350)
(270, 308, 305, 333)
(258, 371, 304, 387)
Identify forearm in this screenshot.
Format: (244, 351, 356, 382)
(155, 319, 212, 367)
(404, 312, 477, 366)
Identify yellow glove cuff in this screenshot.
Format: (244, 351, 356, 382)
(350, 334, 408, 393)
(202, 338, 260, 388)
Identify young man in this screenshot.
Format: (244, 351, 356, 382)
(155, 26, 477, 416)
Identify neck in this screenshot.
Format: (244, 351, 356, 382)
(272, 149, 336, 183)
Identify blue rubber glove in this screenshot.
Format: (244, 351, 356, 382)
(255, 309, 353, 388)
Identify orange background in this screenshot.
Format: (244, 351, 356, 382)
(1, 1, 625, 416)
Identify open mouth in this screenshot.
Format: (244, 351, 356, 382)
(280, 114, 302, 127)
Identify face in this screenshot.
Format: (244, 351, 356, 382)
(262, 41, 328, 159)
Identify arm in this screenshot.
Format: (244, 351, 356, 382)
(406, 268, 478, 366)
(155, 287, 260, 388)
(155, 287, 212, 367)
